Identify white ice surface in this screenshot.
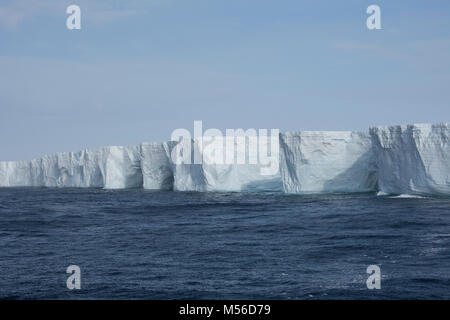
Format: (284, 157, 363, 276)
(279, 131, 377, 194)
(140, 142, 176, 190)
(370, 123, 450, 195)
(1, 123, 449, 195)
(171, 138, 282, 192)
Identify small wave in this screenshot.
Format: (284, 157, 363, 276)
(389, 194, 426, 199)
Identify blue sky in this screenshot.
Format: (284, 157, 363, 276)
(1, 0, 450, 160)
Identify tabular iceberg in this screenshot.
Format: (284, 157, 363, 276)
(279, 131, 377, 194)
(1, 123, 449, 196)
(370, 123, 450, 195)
(100, 146, 143, 189)
(140, 142, 176, 190)
(171, 138, 282, 192)
(0, 147, 144, 189)
(0, 151, 104, 188)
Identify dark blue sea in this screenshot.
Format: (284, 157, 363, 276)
(0, 188, 449, 299)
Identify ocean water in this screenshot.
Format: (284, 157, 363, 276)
(0, 188, 449, 299)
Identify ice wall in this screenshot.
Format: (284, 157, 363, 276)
(140, 142, 176, 190)
(370, 123, 450, 195)
(0, 151, 104, 188)
(279, 131, 377, 194)
(100, 146, 143, 189)
(0, 147, 143, 189)
(0, 161, 35, 187)
(170, 138, 282, 192)
(1, 123, 449, 195)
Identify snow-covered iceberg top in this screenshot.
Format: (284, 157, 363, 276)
(1, 123, 449, 196)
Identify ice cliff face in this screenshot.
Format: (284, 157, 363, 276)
(279, 131, 377, 194)
(100, 146, 143, 189)
(1, 123, 449, 195)
(0, 151, 104, 188)
(370, 123, 450, 195)
(0, 147, 142, 189)
(140, 142, 176, 190)
(0, 138, 281, 192)
(170, 138, 282, 192)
